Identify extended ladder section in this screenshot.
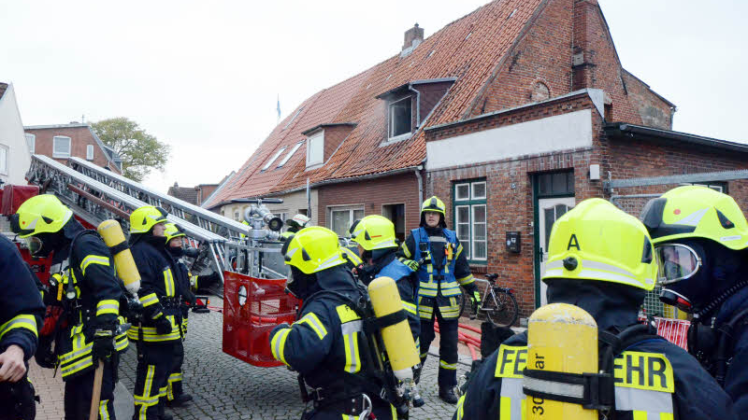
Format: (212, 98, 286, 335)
(26, 155, 230, 280)
(68, 157, 250, 242)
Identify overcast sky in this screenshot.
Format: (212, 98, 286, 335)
(2, 0, 746, 194)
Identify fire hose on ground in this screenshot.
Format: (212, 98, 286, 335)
(435, 321, 482, 361)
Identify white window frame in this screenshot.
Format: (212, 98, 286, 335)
(25, 134, 35, 153)
(52, 136, 72, 158)
(262, 147, 286, 171)
(278, 141, 304, 168)
(387, 96, 413, 142)
(453, 180, 488, 262)
(306, 131, 325, 168)
(455, 183, 470, 201)
(0, 144, 8, 175)
(329, 207, 365, 237)
(86, 144, 95, 160)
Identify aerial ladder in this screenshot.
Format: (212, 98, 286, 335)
(23, 154, 296, 366)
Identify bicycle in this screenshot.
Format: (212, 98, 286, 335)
(457, 273, 519, 327)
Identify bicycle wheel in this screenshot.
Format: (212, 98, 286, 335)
(483, 289, 519, 327)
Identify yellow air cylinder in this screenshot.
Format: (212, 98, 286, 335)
(368, 276, 421, 380)
(98, 220, 141, 294)
(526, 303, 598, 420)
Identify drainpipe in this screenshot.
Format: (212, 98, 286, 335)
(415, 165, 424, 206)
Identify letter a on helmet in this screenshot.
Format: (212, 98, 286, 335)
(543, 198, 657, 291)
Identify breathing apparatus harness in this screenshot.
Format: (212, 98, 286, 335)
(522, 322, 661, 417)
(686, 279, 748, 385)
(295, 285, 413, 419)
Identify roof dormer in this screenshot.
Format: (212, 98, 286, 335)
(376, 78, 456, 143)
(301, 123, 357, 169)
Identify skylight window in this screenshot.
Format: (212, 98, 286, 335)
(277, 141, 303, 168)
(261, 147, 286, 171)
(283, 107, 304, 130)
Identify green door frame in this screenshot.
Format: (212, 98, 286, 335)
(532, 176, 575, 308)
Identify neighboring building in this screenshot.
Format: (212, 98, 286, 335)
(208, 0, 748, 318)
(167, 182, 219, 207)
(24, 123, 123, 174)
(0, 83, 32, 185)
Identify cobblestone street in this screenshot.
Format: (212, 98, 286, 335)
(32, 296, 468, 420)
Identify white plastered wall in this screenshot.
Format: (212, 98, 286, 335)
(0, 84, 31, 185)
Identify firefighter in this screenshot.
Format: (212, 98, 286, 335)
(11, 194, 128, 419)
(0, 235, 45, 420)
(128, 206, 180, 420)
(397, 196, 479, 404)
(163, 224, 195, 407)
(269, 227, 396, 420)
(641, 186, 748, 412)
(281, 213, 310, 241)
(454, 198, 737, 420)
(349, 215, 419, 349)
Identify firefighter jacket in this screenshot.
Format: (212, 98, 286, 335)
(173, 258, 195, 336)
(365, 250, 420, 351)
(128, 239, 181, 343)
(269, 265, 393, 418)
(714, 286, 748, 413)
(454, 330, 737, 420)
(52, 227, 128, 380)
(399, 227, 476, 320)
(0, 235, 44, 360)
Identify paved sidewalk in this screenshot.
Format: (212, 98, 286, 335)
(31, 299, 472, 420)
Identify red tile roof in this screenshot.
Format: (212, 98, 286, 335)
(212, 0, 546, 206)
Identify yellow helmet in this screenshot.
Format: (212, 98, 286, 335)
(641, 186, 748, 250)
(349, 215, 398, 251)
(542, 198, 657, 291)
(341, 246, 363, 266)
(130, 206, 168, 234)
(164, 223, 186, 243)
(280, 226, 346, 274)
(11, 194, 73, 238)
(421, 196, 446, 216)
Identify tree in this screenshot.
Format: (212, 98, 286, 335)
(91, 117, 170, 182)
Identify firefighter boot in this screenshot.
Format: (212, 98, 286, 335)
(439, 387, 459, 404)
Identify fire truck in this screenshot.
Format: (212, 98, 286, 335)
(3, 154, 297, 367)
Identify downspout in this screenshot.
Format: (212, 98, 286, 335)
(415, 165, 424, 206)
(408, 84, 421, 128)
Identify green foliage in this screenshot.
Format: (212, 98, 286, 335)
(90, 117, 170, 182)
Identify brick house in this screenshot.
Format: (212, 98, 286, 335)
(205, 0, 748, 318)
(167, 182, 219, 207)
(24, 123, 123, 174)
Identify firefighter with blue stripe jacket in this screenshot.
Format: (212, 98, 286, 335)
(349, 216, 420, 354)
(269, 227, 396, 420)
(128, 206, 181, 420)
(163, 223, 194, 407)
(454, 199, 737, 420)
(12, 194, 127, 419)
(398, 196, 479, 404)
(0, 234, 45, 420)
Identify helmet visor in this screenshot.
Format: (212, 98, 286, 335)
(24, 236, 44, 256)
(655, 243, 702, 285)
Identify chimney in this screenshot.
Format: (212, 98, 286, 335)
(403, 23, 424, 52)
(572, 0, 598, 90)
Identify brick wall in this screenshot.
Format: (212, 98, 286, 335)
(620, 71, 674, 130)
(471, 0, 574, 116)
(415, 82, 454, 123)
(323, 125, 355, 162)
(317, 172, 421, 233)
(26, 126, 119, 173)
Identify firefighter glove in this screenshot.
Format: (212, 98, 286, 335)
(401, 258, 420, 271)
(92, 329, 115, 361)
(155, 316, 173, 335)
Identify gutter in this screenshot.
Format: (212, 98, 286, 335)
(414, 165, 424, 206)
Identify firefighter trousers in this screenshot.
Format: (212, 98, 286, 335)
(0, 376, 36, 420)
(132, 341, 175, 420)
(167, 338, 185, 401)
(64, 358, 117, 420)
(419, 306, 458, 389)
